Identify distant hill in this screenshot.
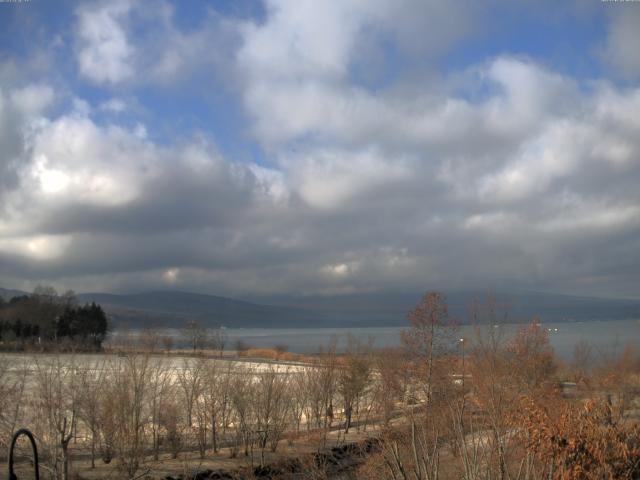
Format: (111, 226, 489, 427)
(255, 291, 640, 326)
(79, 289, 640, 328)
(3, 286, 640, 328)
(257, 290, 640, 326)
(76, 290, 327, 328)
(0, 287, 28, 300)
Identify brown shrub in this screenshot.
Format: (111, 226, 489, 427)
(515, 396, 640, 479)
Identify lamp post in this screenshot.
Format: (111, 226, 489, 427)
(459, 337, 466, 429)
(459, 337, 465, 391)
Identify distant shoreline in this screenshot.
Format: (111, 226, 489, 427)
(103, 319, 640, 361)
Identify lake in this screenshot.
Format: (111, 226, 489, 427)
(117, 319, 640, 361)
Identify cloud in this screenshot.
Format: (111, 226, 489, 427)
(10, 85, 55, 116)
(2, 1, 640, 300)
(283, 148, 411, 209)
(602, 7, 640, 80)
(99, 98, 127, 113)
(162, 267, 180, 284)
(237, 0, 479, 148)
(0, 235, 72, 261)
(76, 0, 134, 84)
(4, 51, 640, 297)
(74, 0, 238, 88)
(0, 83, 56, 205)
(0, 84, 290, 284)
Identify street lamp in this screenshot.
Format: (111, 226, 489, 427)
(459, 338, 465, 391)
(459, 337, 466, 428)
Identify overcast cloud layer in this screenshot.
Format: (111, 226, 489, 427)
(0, 0, 639, 299)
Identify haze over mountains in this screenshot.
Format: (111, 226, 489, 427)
(2, 287, 640, 329)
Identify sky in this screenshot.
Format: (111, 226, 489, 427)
(0, 0, 639, 300)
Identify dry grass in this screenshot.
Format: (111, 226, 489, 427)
(239, 348, 311, 363)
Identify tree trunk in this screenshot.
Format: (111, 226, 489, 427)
(344, 402, 352, 433)
(153, 427, 159, 461)
(212, 418, 218, 453)
(426, 319, 435, 404)
(61, 439, 71, 480)
(90, 428, 96, 468)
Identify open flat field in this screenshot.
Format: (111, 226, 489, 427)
(1, 350, 389, 479)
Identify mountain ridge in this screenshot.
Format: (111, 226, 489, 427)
(2, 287, 640, 328)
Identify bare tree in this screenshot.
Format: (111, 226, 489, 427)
(401, 292, 456, 404)
(77, 359, 107, 468)
(374, 348, 408, 426)
(177, 357, 204, 428)
(159, 388, 186, 459)
(137, 328, 161, 352)
(338, 335, 373, 433)
(162, 334, 174, 353)
(307, 340, 339, 447)
(381, 421, 441, 480)
(307, 345, 338, 436)
(235, 339, 250, 356)
(191, 358, 212, 459)
(467, 297, 514, 480)
(97, 379, 117, 464)
(229, 366, 255, 458)
(290, 370, 309, 433)
(147, 356, 171, 460)
(210, 326, 227, 357)
(218, 362, 235, 441)
(253, 366, 292, 464)
(571, 340, 593, 386)
(182, 320, 207, 352)
(110, 353, 151, 478)
(201, 358, 232, 454)
(0, 355, 27, 458)
(33, 355, 79, 480)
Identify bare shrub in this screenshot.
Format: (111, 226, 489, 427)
(515, 396, 640, 479)
(230, 365, 255, 458)
(338, 335, 373, 433)
(253, 366, 292, 464)
(159, 391, 185, 459)
(109, 353, 151, 478)
(32, 355, 79, 480)
(0, 355, 27, 459)
(402, 292, 457, 404)
(147, 356, 171, 460)
(77, 360, 107, 468)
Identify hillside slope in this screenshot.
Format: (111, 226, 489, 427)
(2, 287, 639, 328)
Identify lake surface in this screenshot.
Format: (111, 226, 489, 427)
(118, 319, 640, 361)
